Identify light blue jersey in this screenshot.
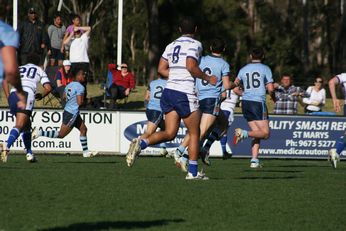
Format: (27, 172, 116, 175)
(64, 81, 85, 115)
(196, 55, 230, 100)
(237, 62, 273, 102)
(0, 20, 19, 82)
(147, 78, 167, 112)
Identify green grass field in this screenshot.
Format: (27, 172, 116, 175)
(0, 155, 345, 231)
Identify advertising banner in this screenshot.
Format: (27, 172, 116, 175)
(228, 114, 346, 159)
(0, 108, 118, 154)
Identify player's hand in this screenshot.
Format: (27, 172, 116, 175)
(16, 91, 26, 110)
(333, 99, 341, 112)
(208, 75, 217, 86)
(35, 93, 43, 101)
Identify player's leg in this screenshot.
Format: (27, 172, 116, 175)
(328, 133, 344, 168)
(126, 110, 180, 167)
(21, 118, 37, 162)
(75, 116, 96, 157)
(247, 120, 269, 168)
(32, 111, 75, 140)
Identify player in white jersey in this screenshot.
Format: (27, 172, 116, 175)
(126, 17, 217, 180)
(1, 53, 52, 162)
(202, 88, 241, 160)
(327, 73, 346, 168)
(174, 38, 234, 170)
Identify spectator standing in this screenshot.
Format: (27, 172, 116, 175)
(273, 75, 307, 114)
(53, 60, 73, 99)
(64, 26, 91, 98)
(302, 76, 326, 113)
(107, 63, 136, 109)
(47, 13, 66, 66)
(18, 7, 49, 66)
(62, 14, 83, 58)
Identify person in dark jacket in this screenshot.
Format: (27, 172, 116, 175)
(17, 7, 49, 66)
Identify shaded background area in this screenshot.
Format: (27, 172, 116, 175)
(2, 0, 346, 87)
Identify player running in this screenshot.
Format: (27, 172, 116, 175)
(1, 53, 52, 162)
(202, 88, 241, 160)
(174, 38, 233, 170)
(126, 17, 217, 180)
(233, 47, 274, 168)
(31, 68, 97, 158)
(142, 75, 168, 156)
(328, 73, 346, 168)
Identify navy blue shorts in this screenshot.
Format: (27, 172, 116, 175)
(199, 97, 221, 116)
(8, 91, 31, 116)
(50, 48, 64, 61)
(62, 111, 83, 128)
(160, 88, 199, 118)
(146, 109, 163, 125)
(242, 100, 268, 121)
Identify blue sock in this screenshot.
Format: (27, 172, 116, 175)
(243, 130, 249, 139)
(188, 160, 198, 176)
(336, 136, 345, 154)
(22, 131, 32, 154)
(220, 135, 227, 154)
(42, 130, 59, 138)
(7, 128, 20, 149)
(159, 143, 166, 149)
(140, 139, 148, 149)
(250, 158, 259, 163)
(177, 145, 186, 154)
(80, 136, 88, 153)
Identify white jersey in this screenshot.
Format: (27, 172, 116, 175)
(162, 36, 202, 95)
(221, 90, 239, 112)
(336, 73, 346, 104)
(11, 63, 50, 111)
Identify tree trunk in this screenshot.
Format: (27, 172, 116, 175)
(146, 0, 159, 82)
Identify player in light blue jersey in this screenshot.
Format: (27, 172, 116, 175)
(233, 47, 275, 168)
(140, 76, 168, 156)
(32, 68, 97, 157)
(126, 17, 217, 180)
(175, 38, 234, 169)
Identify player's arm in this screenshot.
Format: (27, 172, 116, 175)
(329, 76, 340, 112)
(266, 82, 276, 102)
(186, 57, 217, 85)
(145, 89, 150, 101)
(222, 76, 233, 90)
(76, 94, 84, 106)
(158, 58, 169, 78)
(233, 86, 243, 96)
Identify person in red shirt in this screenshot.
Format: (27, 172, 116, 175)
(107, 63, 136, 108)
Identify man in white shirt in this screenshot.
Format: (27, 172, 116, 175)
(63, 26, 91, 97)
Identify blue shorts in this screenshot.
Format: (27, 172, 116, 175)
(242, 100, 268, 121)
(146, 109, 163, 126)
(199, 97, 222, 116)
(8, 91, 31, 116)
(62, 111, 83, 128)
(160, 88, 199, 118)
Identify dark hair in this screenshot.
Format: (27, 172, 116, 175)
(72, 14, 81, 21)
(281, 74, 292, 80)
(179, 17, 197, 34)
(315, 76, 323, 83)
(71, 67, 84, 77)
(210, 38, 225, 54)
(53, 12, 61, 19)
(26, 53, 41, 65)
(250, 47, 264, 60)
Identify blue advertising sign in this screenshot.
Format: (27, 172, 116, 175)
(228, 114, 346, 159)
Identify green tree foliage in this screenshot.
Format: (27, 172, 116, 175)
(3, 0, 346, 86)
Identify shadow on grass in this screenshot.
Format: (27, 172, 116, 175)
(236, 176, 299, 180)
(277, 165, 330, 168)
(53, 161, 118, 164)
(243, 170, 303, 173)
(38, 219, 185, 231)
